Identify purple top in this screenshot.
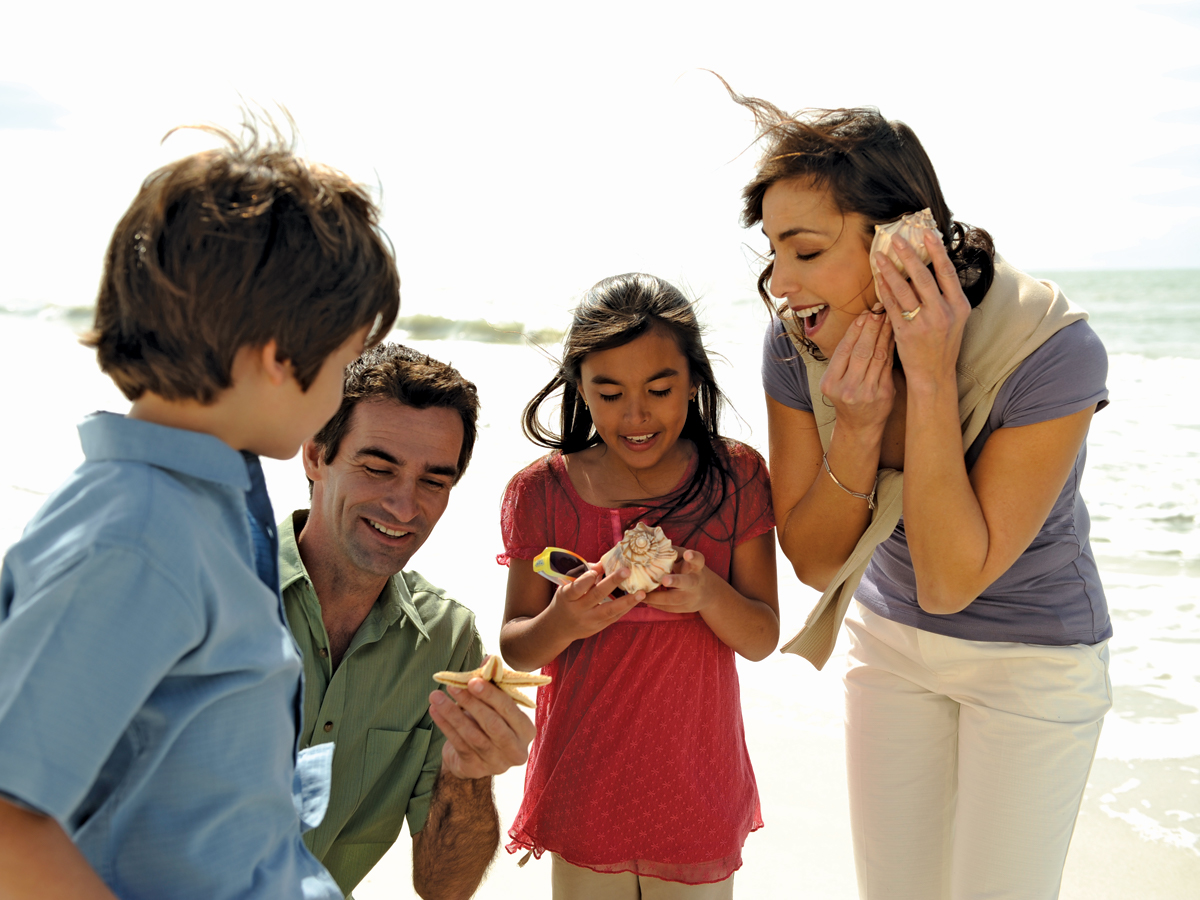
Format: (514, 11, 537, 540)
(762, 319, 1112, 645)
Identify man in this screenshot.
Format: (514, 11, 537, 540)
(280, 342, 534, 900)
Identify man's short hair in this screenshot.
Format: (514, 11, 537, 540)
(313, 343, 480, 483)
(84, 113, 401, 402)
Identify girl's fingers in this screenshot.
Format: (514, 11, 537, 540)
(661, 572, 699, 590)
(587, 588, 643, 625)
(591, 567, 628, 603)
(608, 590, 644, 617)
(560, 569, 597, 601)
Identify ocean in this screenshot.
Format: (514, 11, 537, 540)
(1, 267, 1198, 871)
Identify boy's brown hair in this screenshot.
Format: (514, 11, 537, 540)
(85, 113, 400, 402)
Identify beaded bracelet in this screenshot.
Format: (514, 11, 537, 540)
(822, 452, 878, 511)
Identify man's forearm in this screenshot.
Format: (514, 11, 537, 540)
(411, 771, 499, 900)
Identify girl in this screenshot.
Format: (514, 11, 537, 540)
(732, 86, 1113, 900)
(498, 273, 779, 898)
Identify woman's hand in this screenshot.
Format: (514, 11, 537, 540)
(819, 304, 896, 438)
(548, 562, 644, 641)
(875, 229, 971, 388)
(643, 549, 714, 614)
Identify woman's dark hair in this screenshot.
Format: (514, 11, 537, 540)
(723, 80, 995, 357)
(523, 273, 732, 537)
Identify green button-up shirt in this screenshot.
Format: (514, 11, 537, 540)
(279, 511, 484, 896)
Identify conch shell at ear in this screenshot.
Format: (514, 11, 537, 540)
(869, 208, 943, 282)
(599, 522, 677, 594)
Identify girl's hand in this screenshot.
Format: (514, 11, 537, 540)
(875, 230, 971, 388)
(549, 561, 644, 641)
(643, 549, 714, 614)
(819, 304, 896, 438)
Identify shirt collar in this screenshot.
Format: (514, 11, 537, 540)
(278, 509, 430, 642)
(78, 411, 250, 490)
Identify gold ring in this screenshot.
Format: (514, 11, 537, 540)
(900, 305, 922, 322)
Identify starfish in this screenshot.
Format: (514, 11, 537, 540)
(432, 655, 552, 708)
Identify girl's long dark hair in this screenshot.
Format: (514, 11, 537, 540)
(523, 273, 734, 540)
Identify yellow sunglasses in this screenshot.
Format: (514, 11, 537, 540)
(532, 547, 590, 587)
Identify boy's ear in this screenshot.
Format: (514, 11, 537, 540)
(258, 339, 290, 387)
(301, 439, 323, 481)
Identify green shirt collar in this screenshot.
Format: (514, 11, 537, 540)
(278, 509, 430, 643)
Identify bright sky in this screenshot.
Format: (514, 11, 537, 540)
(2, 0, 1198, 321)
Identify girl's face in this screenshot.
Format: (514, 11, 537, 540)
(578, 326, 696, 474)
(761, 177, 877, 359)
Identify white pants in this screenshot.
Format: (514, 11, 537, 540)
(550, 855, 734, 899)
(844, 601, 1111, 900)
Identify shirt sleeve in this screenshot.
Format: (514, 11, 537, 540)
(405, 624, 485, 836)
(993, 321, 1109, 430)
(728, 443, 776, 547)
(761, 318, 813, 412)
(0, 544, 204, 822)
(498, 460, 553, 563)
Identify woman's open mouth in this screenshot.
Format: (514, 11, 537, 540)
(792, 303, 828, 337)
(621, 432, 659, 452)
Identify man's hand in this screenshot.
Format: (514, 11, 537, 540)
(413, 676, 535, 900)
(427, 676, 536, 780)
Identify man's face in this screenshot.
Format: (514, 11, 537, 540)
(303, 398, 464, 579)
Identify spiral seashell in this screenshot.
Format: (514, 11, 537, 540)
(869, 208, 943, 283)
(599, 522, 677, 594)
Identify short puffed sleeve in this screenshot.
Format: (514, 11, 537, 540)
(723, 441, 775, 547)
(498, 456, 556, 564)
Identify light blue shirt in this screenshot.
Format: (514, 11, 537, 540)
(0, 413, 341, 900)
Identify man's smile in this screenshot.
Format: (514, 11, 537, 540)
(368, 519, 413, 538)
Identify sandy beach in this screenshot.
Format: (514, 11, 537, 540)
(1, 320, 1197, 899)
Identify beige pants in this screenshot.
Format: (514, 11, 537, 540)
(550, 854, 735, 899)
(844, 601, 1112, 900)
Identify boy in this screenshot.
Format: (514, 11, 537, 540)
(0, 117, 399, 899)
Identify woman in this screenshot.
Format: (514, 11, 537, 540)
(734, 91, 1113, 899)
